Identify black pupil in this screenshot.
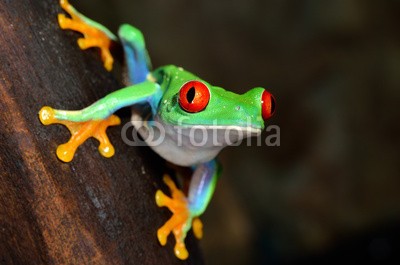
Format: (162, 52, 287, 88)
(186, 87, 196, 103)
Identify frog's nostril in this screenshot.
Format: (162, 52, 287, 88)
(261, 90, 275, 120)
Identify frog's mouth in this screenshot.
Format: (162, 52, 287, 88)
(132, 107, 263, 148)
(168, 124, 262, 147)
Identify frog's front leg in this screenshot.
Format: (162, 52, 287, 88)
(156, 160, 220, 260)
(39, 81, 160, 162)
(58, 0, 117, 71)
(118, 24, 152, 84)
(40, 107, 120, 162)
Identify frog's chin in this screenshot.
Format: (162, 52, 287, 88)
(130, 112, 262, 166)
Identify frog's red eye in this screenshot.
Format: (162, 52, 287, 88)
(178, 80, 210, 113)
(261, 90, 276, 120)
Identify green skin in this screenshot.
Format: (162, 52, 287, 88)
(152, 65, 265, 128)
(45, 8, 271, 258)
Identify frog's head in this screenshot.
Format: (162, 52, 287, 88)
(153, 65, 275, 146)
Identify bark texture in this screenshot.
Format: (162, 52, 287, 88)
(0, 1, 203, 264)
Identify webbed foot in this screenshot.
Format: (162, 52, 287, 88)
(39, 106, 120, 162)
(155, 175, 203, 260)
(58, 0, 116, 71)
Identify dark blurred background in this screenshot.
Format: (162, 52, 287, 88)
(75, 0, 400, 264)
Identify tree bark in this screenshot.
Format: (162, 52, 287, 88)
(0, 1, 203, 264)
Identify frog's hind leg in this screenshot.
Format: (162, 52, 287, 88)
(156, 160, 220, 260)
(58, 0, 117, 71)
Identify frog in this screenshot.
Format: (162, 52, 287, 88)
(39, 0, 275, 260)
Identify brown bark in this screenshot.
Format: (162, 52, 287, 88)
(0, 1, 203, 264)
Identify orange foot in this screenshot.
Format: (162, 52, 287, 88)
(155, 175, 203, 260)
(58, 0, 116, 71)
(39, 106, 120, 162)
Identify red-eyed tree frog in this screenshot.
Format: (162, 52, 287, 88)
(39, 0, 275, 260)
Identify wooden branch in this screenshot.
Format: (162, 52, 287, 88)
(0, 1, 203, 264)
